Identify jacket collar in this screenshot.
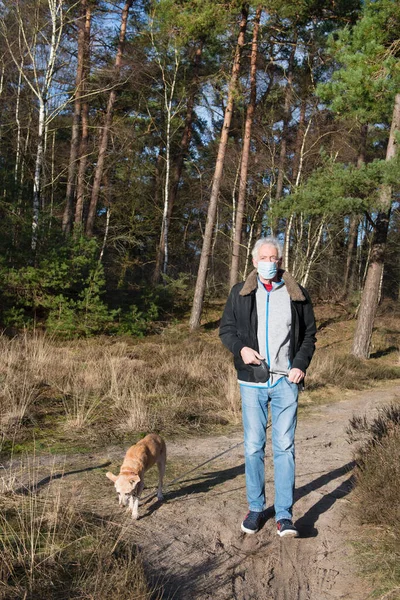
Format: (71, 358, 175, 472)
(239, 268, 305, 301)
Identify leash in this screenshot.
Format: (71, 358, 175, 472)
(140, 439, 245, 502)
(141, 424, 271, 503)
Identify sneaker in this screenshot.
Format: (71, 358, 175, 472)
(241, 510, 263, 534)
(276, 519, 299, 538)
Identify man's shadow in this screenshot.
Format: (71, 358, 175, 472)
(262, 460, 356, 536)
(294, 461, 355, 537)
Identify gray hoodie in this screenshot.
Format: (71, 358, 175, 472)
(240, 277, 292, 388)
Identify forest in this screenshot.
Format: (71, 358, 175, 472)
(0, 2, 400, 598)
(0, 0, 399, 355)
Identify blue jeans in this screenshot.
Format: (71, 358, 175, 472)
(240, 378, 298, 521)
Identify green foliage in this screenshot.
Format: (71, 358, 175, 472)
(0, 237, 118, 337)
(317, 0, 400, 123)
(276, 152, 400, 218)
(116, 302, 159, 337)
(115, 272, 191, 336)
(152, 0, 231, 42)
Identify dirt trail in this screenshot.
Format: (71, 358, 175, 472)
(121, 383, 399, 600)
(8, 382, 400, 599)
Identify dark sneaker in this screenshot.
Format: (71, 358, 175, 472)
(241, 510, 263, 534)
(276, 519, 299, 538)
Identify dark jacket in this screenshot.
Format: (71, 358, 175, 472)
(219, 269, 317, 384)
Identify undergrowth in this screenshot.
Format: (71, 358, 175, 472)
(0, 304, 398, 598)
(0, 460, 155, 600)
(347, 402, 400, 598)
(1, 309, 399, 455)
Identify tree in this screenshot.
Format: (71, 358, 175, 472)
(1, 0, 67, 250)
(352, 94, 400, 357)
(229, 5, 261, 289)
(86, 0, 133, 236)
(74, 0, 93, 229)
(318, 0, 400, 357)
(189, 5, 249, 330)
(62, 0, 88, 235)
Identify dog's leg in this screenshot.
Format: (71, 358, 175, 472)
(156, 454, 166, 501)
(129, 495, 139, 520)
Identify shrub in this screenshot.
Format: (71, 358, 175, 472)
(347, 402, 400, 596)
(1, 237, 118, 337)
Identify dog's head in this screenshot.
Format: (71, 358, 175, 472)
(106, 472, 141, 506)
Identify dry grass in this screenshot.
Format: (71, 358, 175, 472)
(0, 329, 239, 453)
(0, 456, 154, 600)
(0, 304, 398, 598)
(0, 332, 57, 432)
(347, 402, 400, 598)
(0, 304, 399, 451)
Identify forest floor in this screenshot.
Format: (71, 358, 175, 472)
(8, 379, 400, 600)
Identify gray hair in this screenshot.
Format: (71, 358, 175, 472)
(251, 236, 283, 260)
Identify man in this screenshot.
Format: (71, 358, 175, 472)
(219, 236, 316, 537)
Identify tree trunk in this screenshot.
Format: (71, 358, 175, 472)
(272, 35, 297, 236)
(74, 2, 92, 230)
(157, 45, 180, 277)
(343, 215, 359, 293)
(14, 60, 23, 193)
(153, 42, 203, 283)
(352, 93, 400, 358)
(283, 100, 311, 269)
(62, 0, 87, 234)
(189, 6, 248, 330)
(32, 98, 45, 251)
(291, 94, 306, 186)
(229, 5, 261, 289)
(85, 0, 133, 236)
(343, 123, 368, 295)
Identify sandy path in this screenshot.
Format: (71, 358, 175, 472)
(125, 382, 399, 600)
(6, 381, 400, 599)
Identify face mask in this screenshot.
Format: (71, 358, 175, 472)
(257, 261, 277, 280)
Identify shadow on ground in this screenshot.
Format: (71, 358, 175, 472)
(13, 461, 111, 495)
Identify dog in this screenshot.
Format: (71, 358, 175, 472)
(106, 433, 166, 520)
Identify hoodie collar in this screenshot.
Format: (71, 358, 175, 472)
(239, 268, 305, 301)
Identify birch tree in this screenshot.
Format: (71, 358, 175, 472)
(149, 20, 183, 278)
(153, 42, 203, 283)
(1, 0, 67, 250)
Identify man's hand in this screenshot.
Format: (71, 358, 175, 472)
(288, 368, 305, 384)
(240, 347, 264, 365)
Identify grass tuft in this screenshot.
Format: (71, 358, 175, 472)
(0, 455, 154, 600)
(347, 401, 400, 597)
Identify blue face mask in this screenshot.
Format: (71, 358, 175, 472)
(257, 261, 277, 280)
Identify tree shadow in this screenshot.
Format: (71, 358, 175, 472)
(369, 345, 398, 358)
(317, 315, 349, 331)
(13, 461, 112, 495)
(202, 318, 221, 330)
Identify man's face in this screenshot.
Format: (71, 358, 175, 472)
(252, 244, 280, 269)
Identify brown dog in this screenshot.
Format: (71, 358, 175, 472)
(106, 433, 166, 520)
